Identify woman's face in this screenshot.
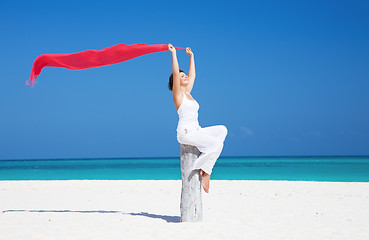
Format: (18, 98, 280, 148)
(179, 72, 189, 86)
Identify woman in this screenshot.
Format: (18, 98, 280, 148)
(168, 43, 227, 193)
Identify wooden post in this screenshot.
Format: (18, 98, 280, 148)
(180, 144, 203, 222)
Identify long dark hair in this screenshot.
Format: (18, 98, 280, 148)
(168, 69, 184, 91)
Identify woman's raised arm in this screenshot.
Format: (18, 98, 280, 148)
(168, 44, 181, 95)
(186, 47, 196, 93)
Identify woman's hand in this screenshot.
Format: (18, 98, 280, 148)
(168, 44, 176, 54)
(186, 47, 194, 57)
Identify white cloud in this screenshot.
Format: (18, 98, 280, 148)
(240, 126, 254, 136)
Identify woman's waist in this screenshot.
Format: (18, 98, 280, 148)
(176, 121, 201, 134)
(177, 119, 200, 127)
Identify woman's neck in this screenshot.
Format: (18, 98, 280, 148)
(180, 86, 188, 93)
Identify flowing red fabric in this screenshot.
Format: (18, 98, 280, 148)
(27, 43, 182, 86)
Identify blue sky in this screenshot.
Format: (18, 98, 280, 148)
(0, 0, 368, 160)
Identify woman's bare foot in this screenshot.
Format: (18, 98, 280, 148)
(200, 169, 210, 193)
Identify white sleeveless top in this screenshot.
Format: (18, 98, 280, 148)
(176, 91, 201, 135)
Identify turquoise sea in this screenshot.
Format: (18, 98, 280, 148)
(0, 156, 369, 182)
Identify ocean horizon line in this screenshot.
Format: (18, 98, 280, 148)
(0, 155, 369, 162)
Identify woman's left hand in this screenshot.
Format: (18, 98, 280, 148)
(186, 47, 194, 57)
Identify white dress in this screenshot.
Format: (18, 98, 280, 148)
(176, 91, 227, 174)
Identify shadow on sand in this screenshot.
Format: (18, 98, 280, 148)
(2, 209, 181, 223)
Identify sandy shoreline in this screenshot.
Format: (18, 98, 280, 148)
(1, 180, 368, 240)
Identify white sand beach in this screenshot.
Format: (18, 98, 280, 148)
(1, 180, 368, 240)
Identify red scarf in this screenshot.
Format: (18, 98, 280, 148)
(27, 43, 181, 86)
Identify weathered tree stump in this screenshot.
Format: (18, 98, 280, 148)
(180, 144, 203, 222)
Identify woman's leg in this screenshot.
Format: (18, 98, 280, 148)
(177, 125, 228, 174)
(178, 130, 222, 174)
(177, 125, 228, 193)
(193, 125, 228, 173)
